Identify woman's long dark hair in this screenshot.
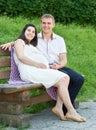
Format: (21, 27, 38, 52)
(17, 24, 38, 46)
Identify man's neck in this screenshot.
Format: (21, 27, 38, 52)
(42, 32, 53, 40)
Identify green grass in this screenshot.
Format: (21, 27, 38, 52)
(54, 23, 96, 101)
(23, 101, 55, 114)
(0, 16, 96, 103)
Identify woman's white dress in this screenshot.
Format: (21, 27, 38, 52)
(13, 41, 67, 88)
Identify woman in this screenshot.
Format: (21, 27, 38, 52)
(13, 23, 86, 122)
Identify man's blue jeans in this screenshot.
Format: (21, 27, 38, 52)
(59, 67, 85, 114)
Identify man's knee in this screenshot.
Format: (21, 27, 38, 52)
(79, 74, 85, 85)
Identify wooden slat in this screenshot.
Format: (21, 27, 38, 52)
(0, 58, 11, 67)
(0, 83, 43, 94)
(0, 89, 51, 104)
(22, 93, 52, 107)
(0, 90, 52, 106)
(0, 90, 30, 102)
(0, 47, 10, 56)
(0, 70, 10, 79)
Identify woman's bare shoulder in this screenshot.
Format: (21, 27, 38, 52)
(15, 39, 25, 45)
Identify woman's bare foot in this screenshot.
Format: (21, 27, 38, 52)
(52, 107, 67, 121)
(66, 110, 86, 122)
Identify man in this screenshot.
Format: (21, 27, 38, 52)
(38, 14, 84, 114)
(1, 14, 84, 115)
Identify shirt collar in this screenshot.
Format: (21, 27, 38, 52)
(38, 32, 56, 40)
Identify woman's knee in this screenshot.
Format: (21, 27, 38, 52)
(60, 75, 70, 84)
(65, 75, 70, 82)
(55, 75, 70, 88)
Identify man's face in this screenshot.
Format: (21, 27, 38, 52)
(40, 18, 55, 34)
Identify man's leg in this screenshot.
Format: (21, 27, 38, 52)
(59, 67, 85, 114)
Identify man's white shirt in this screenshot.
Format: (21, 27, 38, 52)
(37, 32, 67, 64)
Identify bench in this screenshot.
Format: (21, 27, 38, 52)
(0, 47, 53, 127)
(0, 47, 79, 127)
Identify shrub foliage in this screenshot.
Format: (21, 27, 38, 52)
(0, 0, 96, 25)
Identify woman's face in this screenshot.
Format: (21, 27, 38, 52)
(25, 26, 35, 42)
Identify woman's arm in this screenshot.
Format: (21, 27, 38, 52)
(14, 39, 47, 69)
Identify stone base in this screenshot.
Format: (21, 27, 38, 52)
(0, 114, 33, 127)
(73, 100, 79, 109)
(0, 100, 79, 127)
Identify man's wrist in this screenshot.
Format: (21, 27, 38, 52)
(11, 41, 15, 46)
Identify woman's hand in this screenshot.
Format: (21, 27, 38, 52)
(36, 63, 47, 69)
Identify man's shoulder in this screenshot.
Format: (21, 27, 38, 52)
(53, 33, 64, 40)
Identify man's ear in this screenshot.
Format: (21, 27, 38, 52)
(53, 23, 55, 28)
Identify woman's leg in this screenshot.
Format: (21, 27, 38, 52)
(53, 75, 86, 122)
(52, 92, 67, 120)
(59, 67, 84, 114)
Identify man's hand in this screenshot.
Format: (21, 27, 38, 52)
(0, 42, 12, 51)
(50, 63, 61, 70)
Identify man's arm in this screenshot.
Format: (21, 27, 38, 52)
(59, 53, 67, 67)
(50, 53, 67, 70)
(0, 41, 14, 51)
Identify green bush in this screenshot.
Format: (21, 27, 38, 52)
(72, 0, 96, 25)
(0, 0, 96, 25)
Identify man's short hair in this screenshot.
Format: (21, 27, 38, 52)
(41, 14, 55, 23)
